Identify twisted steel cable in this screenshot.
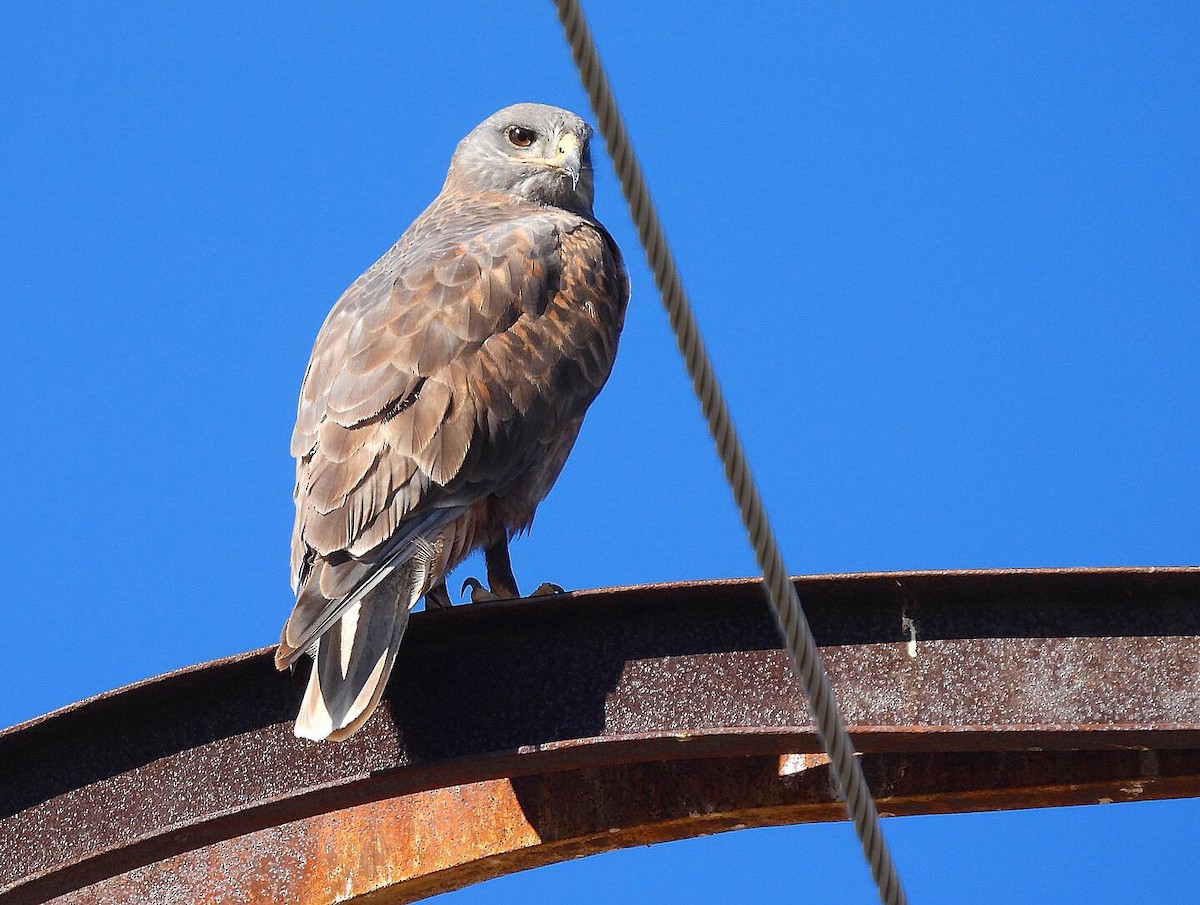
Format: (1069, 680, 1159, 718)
(551, 2, 908, 902)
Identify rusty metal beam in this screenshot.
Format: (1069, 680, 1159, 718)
(2, 568, 1199, 904)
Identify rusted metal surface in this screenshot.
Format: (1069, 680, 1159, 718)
(2, 568, 1199, 904)
(55, 749, 1200, 905)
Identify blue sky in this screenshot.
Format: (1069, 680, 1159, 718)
(2, 2, 1197, 901)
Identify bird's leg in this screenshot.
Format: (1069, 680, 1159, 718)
(485, 537, 520, 599)
(459, 537, 520, 603)
(424, 580, 453, 610)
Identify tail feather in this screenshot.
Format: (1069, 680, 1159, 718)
(293, 566, 417, 741)
(278, 505, 465, 670)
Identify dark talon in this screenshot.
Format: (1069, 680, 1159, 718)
(461, 577, 499, 603)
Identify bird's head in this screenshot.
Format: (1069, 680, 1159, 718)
(445, 103, 596, 214)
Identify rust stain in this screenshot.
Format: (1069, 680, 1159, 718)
(296, 779, 541, 904)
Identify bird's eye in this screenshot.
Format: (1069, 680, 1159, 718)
(505, 126, 537, 148)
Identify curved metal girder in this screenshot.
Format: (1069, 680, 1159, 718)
(2, 568, 1199, 904)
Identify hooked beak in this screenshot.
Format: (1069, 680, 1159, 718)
(551, 131, 582, 189)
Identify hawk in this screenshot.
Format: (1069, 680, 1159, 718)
(276, 103, 629, 741)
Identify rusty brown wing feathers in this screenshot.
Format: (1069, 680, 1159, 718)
(279, 191, 627, 739)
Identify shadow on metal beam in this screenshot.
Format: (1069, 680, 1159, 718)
(2, 568, 1198, 903)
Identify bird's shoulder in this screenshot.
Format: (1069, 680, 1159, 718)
(291, 195, 603, 455)
(320, 196, 591, 347)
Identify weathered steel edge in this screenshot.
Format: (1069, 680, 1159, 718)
(5, 565, 1197, 741)
(3, 567, 1199, 904)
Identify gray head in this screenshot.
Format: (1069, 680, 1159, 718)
(444, 103, 596, 214)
